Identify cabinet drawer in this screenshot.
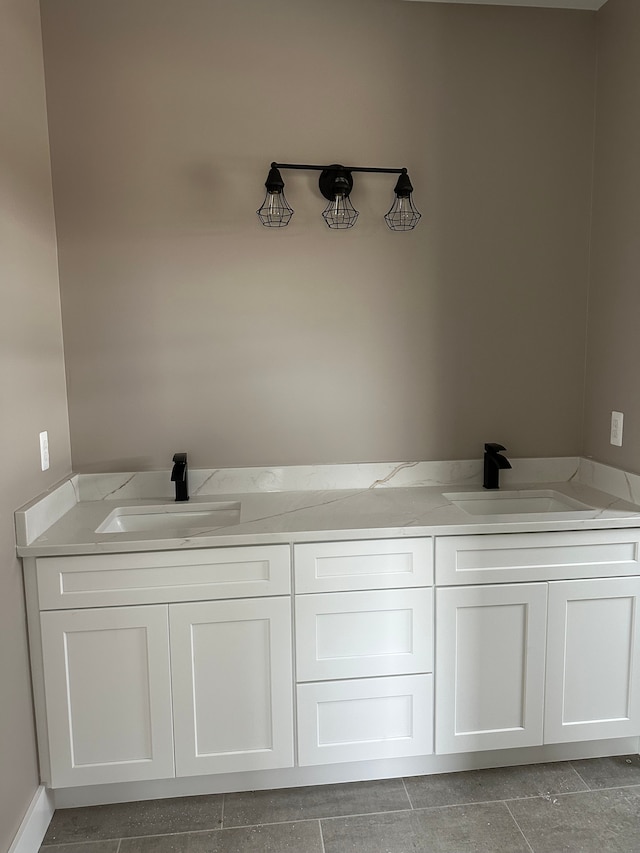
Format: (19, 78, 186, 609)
(436, 529, 640, 585)
(37, 545, 291, 609)
(294, 538, 432, 593)
(296, 588, 433, 681)
(297, 674, 433, 766)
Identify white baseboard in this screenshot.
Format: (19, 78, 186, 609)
(8, 787, 54, 853)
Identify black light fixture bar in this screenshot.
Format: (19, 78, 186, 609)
(257, 161, 421, 231)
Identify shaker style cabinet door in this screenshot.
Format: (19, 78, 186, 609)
(436, 583, 548, 754)
(545, 577, 640, 743)
(169, 597, 294, 776)
(40, 605, 175, 787)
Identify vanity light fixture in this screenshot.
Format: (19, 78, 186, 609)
(257, 162, 421, 231)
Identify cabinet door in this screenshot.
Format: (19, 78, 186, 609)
(545, 577, 640, 743)
(170, 597, 294, 776)
(436, 583, 547, 754)
(40, 605, 174, 787)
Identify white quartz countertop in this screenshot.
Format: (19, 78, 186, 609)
(15, 458, 640, 557)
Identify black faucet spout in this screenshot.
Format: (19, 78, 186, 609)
(171, 452, 189, 502)
(483, 443, 512, 490)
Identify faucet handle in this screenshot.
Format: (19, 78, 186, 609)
(485, 442, 507, 454)
(172, 452, 187, 465)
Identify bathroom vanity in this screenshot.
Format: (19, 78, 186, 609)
(16, 457, 640, 807)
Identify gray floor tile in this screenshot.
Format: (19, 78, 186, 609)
(507, 787, 640, 853)
(404, 762, 588, 808)
(43, 795, 223, 844)
(119, 821, 323, 853)
(223, 778, 410, 827)
(40, 844, 120, 853)
(321, 802, 531, 853)
(570, 754, 640, 789)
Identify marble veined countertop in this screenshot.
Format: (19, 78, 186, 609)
(15, 457, 640, 557)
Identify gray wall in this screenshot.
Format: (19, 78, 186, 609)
(584, 0, 640, 473)
(40, 0, 596, 472)
(0, 0, 71, 848)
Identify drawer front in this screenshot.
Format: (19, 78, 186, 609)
(297, 674, 433, 766)
(37, 545, 291, 609)
(436, 529, 640, 585)
(294, 538, 432, 593)
(296, 588, 433, 681)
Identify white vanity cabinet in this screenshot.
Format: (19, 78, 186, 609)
(32, 544, 293, 788)
(25, 518, 640, 797)
(293, 538, 434, 766)
(434, 530, 640, 754)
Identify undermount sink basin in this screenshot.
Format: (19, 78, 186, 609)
(96, 501, 241, 534)
(443, 490, 593, 516)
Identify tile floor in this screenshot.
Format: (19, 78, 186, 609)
(40, 755, 640, 853)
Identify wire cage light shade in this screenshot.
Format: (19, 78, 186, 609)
(320, 167, 359, 229)
(257, 166, 294, 227)
(257, 162, 420, 231)
(322, 194, 359, 229)
(384, 171, 421, 231)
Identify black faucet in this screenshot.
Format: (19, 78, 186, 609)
(171, 452, 189, 502)
(483, 443, 512, 490)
